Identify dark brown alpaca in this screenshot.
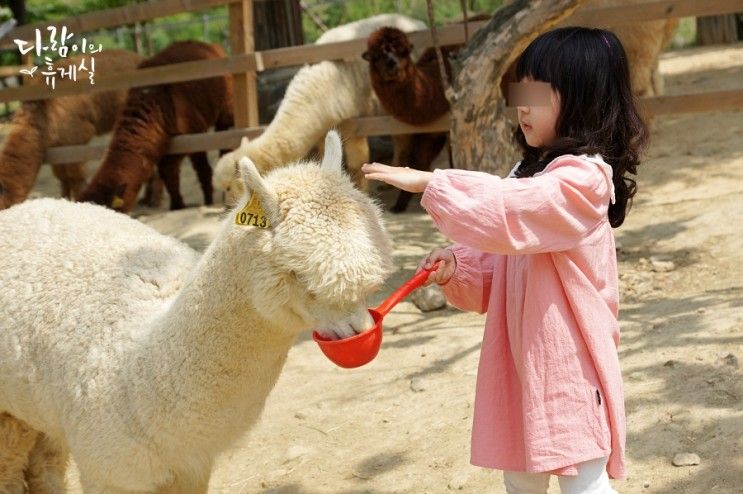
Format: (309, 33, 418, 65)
(78, 41, 234, 212)
(363, 27, 457, 213)
(0, 50, 143, 210)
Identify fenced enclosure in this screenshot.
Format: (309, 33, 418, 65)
(0, 0, 742, 166)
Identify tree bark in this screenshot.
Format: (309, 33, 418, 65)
(696, 14, 739, 46)
(8, 0, 26, 25)
(448, 0, 590, 176)
(254, 0, 304, 50)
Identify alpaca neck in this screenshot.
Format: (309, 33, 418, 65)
(0, 105, 47, 206)
(371, 63, 448, 126)
(247, 60, 371, 171)
(130, 224, 299, 455)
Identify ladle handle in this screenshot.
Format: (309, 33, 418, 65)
(375, 262, 440, 317)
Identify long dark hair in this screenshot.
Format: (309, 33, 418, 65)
(513, 27, 648, 227)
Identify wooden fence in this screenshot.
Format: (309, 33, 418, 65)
(0, 0, 742, 165)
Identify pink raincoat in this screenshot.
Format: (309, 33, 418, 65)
(420, 154, 626, 479)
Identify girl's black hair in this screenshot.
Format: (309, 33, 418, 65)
(513, 26, 648, 228)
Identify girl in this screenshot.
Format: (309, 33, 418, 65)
(362, 27, 647, 493)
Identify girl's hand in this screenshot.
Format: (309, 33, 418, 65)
(417, 248, 457, 286)
(362, 162, 433, 193)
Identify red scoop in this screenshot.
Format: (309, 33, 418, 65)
(312, 264, 438, 368)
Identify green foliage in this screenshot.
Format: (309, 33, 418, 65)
(10, 0, 228, 60)
(669, 17, 697, 49)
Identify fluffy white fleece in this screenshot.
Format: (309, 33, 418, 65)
(0, 132, 393, 492)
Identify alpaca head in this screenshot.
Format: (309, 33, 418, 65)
(213, 136, 249, 205)
(363, 27, 414, 82)
(235, 131, 394, 338)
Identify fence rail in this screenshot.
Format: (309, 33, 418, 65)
(41, 88, 743, 165)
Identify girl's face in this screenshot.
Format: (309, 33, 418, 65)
(516, 78, 561, 148)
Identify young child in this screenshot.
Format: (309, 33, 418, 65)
(362, 27, 647, 493)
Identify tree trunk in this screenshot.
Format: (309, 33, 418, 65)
(448, 0, 590, 176)
(696, 14, 739, 46)
(8, 0, 26, 25)
(254, 0, 304, 50)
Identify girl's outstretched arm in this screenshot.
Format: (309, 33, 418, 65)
(362, 162, 432, 192)
(421, 156, 613, 255)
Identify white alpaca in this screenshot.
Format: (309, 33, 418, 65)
(588, 0, 678, 98)
(0, 131, 393, 493)
(213, 13, 426, 202)
(612, 19, 678, 97)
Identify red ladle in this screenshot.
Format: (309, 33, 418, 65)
(312, 263, 439, 369)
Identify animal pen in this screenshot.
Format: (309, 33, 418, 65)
(0, 0, 742, 171)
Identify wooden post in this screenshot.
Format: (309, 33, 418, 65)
(696, 14, 739, 45)
(229, 0, 259, 128)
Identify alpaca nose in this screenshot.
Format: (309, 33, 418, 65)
(385, 54, 397, 70)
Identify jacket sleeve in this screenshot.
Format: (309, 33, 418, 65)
(439, 244, 500, 315)
(420, 156, 613, 255)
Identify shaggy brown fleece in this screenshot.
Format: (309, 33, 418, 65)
(363, 27, 457, 126)
(363, 27, 457, 212)
(77, 41, 234, 212)
(0, 50, 143, 210)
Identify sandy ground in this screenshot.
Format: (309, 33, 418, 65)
(5, 42, 742, 493)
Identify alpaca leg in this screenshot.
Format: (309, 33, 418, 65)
(391, 132, 447, 213)
(24, 434, 69, 493)
(157, 154, 187, 210)
(390, 134, 415, 214)
(391, 134, 412, 167)
(65, 163, 88, 200)
(51, 163, 87, 200)
(0, 413, 38, 493)
(142, 174, 165, 208)
(214, 111, 234, 157)
(343, 136, 370, 191)
(189, 152, 213, 206)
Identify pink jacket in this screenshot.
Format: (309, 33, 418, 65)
(420, 154, 626, 479)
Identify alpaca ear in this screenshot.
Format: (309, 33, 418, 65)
(238, 157, 279, 225)
(362, 51, 371, 62)
(240, 136, 250, 150)
(320, 130, 343, 173)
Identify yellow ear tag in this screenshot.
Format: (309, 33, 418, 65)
(111, 195, 125, 210)
(235, 193, 271, 228)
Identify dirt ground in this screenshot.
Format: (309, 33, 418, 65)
(6, 42, 742, 493)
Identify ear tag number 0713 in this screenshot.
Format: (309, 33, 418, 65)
(235, 193, 271, 228)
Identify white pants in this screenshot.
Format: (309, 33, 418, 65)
(503, 457, 618, 494)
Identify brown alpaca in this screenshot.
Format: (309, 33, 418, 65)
(77, 41, 234, 212)
(0, 50, 143, 210)
(363, 27, 457, 212)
